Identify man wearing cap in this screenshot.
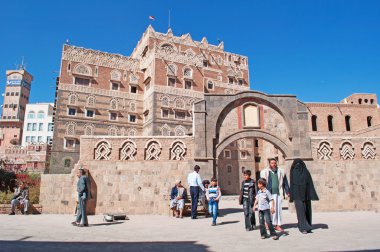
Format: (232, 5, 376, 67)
(170, 180, 187, 218)
(187, 165, 205, 219)
(9, 181, 29, 215)
(72, 169, 91, 227)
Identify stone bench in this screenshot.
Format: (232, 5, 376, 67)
(0, 204, 42, 215)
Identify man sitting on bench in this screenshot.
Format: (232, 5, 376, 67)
(170, 180, 187, 218)
(9, 182, 29, 215)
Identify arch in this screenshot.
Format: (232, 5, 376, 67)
(68, 93, 78, 105)
(184, 48, 195, 57)
(66, 122, 76, 136)
(37, 110, 45, 119)
(161, 124, 171, 136)
(74, 63, 92, 76)
(145, 140, 162, 160)
(174, 97, 185, 109)
(84, 124, 94, 136)
(215, 93, 294, 146)
(170, 140, 187, 160)
(317, 140, 333, 160)
(361, 141, 376, 159)
(215, 129, 291, 158)
(161, 95, 171, 107)
(160, 42, 178, 53)
(174, 125, 186, 136)
(128, 128, 137, 136)
(108, 126, 118, 136)
(340, 141, 355, 160)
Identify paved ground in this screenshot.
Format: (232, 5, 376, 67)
(0, 199, 379, 252)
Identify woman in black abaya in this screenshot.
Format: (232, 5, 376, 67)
(290, 159, 319, 234)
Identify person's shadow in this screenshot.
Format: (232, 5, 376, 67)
(281, 223, 329, 230)
(86, 171, 97, 215)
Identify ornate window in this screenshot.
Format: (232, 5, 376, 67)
(340, 141, 355, 160)
(362, 142, 376, 159)
(145, 141, 161, 160)
(86, 95, 95, 107)
(161, 43, 175, 54)
(120, 141, 137, 160)
(94, 141, 111, 160)
(128, 128, 137, 136)
(27, 111, 35, 119)
(170, 141, 187, 160)
(108, 126, 118, 136)
(161, 124, 171, 136)
(110, 70, 122, 81)
(66, 122, 76, 136)
(130, 74, 138, 84)
(84, 124, 94, 136)
(161, 96, 170, 107)
(175, 98, 185, 109)
(68, 93, 78, 105)
(174, 125, 186, 136)
(183, 68, 192, 78)
(110, 99, 118, 110)
(317, 141, 333, 160)
(130, 102, 136, 112)
(74, 63, 92, 76)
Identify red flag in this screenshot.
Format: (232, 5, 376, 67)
(149, 16, 155, 21)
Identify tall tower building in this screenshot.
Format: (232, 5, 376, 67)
(0, 69, 33, 155)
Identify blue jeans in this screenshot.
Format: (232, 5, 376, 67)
(208, 199, 219, 224)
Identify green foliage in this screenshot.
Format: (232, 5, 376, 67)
(0, 191, 14, 204)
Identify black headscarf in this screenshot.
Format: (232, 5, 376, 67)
(290, 159, 319, 202)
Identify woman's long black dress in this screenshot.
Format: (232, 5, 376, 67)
(290, 159, 319, 233)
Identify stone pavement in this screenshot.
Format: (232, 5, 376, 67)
(0, 199, 379, 252)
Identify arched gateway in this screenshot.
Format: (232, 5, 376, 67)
(193, 91, 313, 193)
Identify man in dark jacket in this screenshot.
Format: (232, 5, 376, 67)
(239, 170, 256, 231)
(72, 169, 90, 227)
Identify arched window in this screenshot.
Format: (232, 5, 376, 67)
(183, 68, 192, 78)
(370, 99, 374, 104)
(37, 111, 45, 119)
(367, 116, 372, 127)
(110, 99, 118, 110)
(68, 93, 77, 105)
(86, 96, 95, 107)
(328, 115, 334, 132)
(358, 98, 362, 104)
(167, 64, 177, 76)
(27, 111, 35, 119)
(311, 115, 318, 131)
(345, 115, 351, 131)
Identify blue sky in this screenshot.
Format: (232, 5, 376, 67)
(0, 0, 379, 104)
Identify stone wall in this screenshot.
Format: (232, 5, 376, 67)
(40, 160, 212, 215)
(306, 160, 380, 212)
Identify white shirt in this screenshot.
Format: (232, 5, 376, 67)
(187, 171, 205, 191)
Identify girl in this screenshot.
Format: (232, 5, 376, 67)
(206, 178, 222, 226)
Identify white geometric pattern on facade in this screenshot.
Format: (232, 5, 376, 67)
(86, 95, 96, 107)
(120, 140, 137, 160)
(128, 128, 137, 136)
(317, 141, 333, 160)
(68, 93, 78, 105)
(174, 125, 186, 136)
(161, 96, 170, 107)
(94, 141, 111, 160)
(108, 126, 118, 136)
(84, 124, 94, 136)
(59, 83, 143, 101)
(130, 73, 139, 84)
(66, 122, 76, 136)
(340, 142, 355, 160)
(110, 70, 122, 81)
(183, 67, 193, 78)
(130, 102, 136, 112)
(62, 45, 139, 71)
(362, 142, 376, 159)
(170, 141, 187, 160)
(110, 98, 118, 110)
(175, 98, 185, 109)
(161, 124, 171, 136)
(74, 63, 92, 76)
(145, 141, 161, 160)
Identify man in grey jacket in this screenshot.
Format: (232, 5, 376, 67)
(9, 182, 29, 215)
(72, 169, 91, 227)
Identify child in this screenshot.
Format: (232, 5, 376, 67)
(206, 178, 222, 226)
(239, 170, 256, 231)
(253, 178, 278, 240)
(200, 180, 210, 217)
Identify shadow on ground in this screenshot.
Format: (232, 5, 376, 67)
(282, 223, 329, 230)
(0, 240, 210, 252)
(218, 208, 242, 217)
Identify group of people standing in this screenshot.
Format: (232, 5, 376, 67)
(171, 158, 319, 240)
